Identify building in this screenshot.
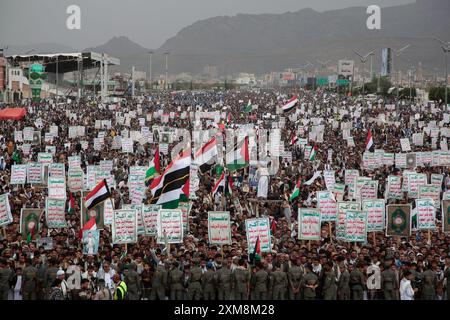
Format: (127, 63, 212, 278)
(235, 73, 256, 85)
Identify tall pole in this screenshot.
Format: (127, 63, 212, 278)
(55, 56, 59, 98)
(148, 51, 153, 91)
(353, 50, 374, 107)
(164, 52, 169, 91)
(444, 46, 449, 107)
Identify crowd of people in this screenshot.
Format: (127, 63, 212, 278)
(0, 87, 449, 301)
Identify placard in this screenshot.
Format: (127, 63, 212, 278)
(68, 169, 83, 192)
(337, 202, 361, 240)
(27, 162, 43, 185)
(20, 208, 43, 241)
(362, 199, 385, 232)
(45, 198, 67, 229)
(123, 204, 145, 235)
(157, 209, 183, 244)
(10, 165, 27, 184)
(112, 209, 137, 244)
(245, 217, 271, 253)
(386, 204, 411, 237)
(0, 194, 13, 227)
(385, 175, 403, 200)
(297, 208, 321, 240)
(48, 176, 66, 200)
(38, 153, 53, 165)
(415, 198, 436, 230)
(208, 211, 232, 245)
(345, 210, 367, 243)
(317, 191, 338, 221)
(142, 204, 160, 236)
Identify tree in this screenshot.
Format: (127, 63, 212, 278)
(429, 87, 450, 103)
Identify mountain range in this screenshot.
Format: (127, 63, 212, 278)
(8, 0, 450, 77)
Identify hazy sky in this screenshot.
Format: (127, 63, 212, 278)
(1, 0, 415, 50)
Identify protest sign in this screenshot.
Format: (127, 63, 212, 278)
(316, 191, 338, 221)
(38, 152, 53, 165)
(386, 204, 411, 237)
(103, 198, 114, 225)
(443, 200, 450, 233)
(45, 198, 67, 228)
(178, 202, 192, 235)
(415, 198, 436, 230)
(208, 211, 232, 245)
(407, 173, 427, 198)
(0, 194, 13, 227)
(81, 191, 105, 230)
(123, 204, 145, 235)
(345, 210, 367, 242)
(385, 175, 403, 200)
(27, 162, 43, 185)
(362, 199, 385, 232)
(337, 202, 361, 240)
(11, 165, 27, 184)
(298, 209, 321, 240)
(20, 208, 42, 241)
(112, 209, 137, 244)
(418, 184, 440, 209)
(68, 169, 83, 192)
(323, 170, 336, 191)
(142, 204, 160, 236)
(48, 176, 66, 200)
(245, 217, 271, 253)
(157, 209, 183, 244)
(82, 230, 100, 255)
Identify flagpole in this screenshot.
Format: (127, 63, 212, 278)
(329, 222, 333, 243)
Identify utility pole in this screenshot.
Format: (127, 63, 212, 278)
(131, 65, 135, 98)
(434, 37, 450, 107)
(391, 44, 410, 107)
(316, 59, 331, 89)
(148, 51, 153, 91)
(164, 51, 170, 91)
(353, 50, 374, 106)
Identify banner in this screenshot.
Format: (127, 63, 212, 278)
(112, 209, 137, 244)
(11, 165, 27, 184)
(385, 175, 403, 200)
(68, 156, 81, 169)
(45, 198, 67, 228)
(337, 202, 361, 240)
(317, 191, 338, 221)
(356, 178, 378, 200)
(178, 202, 192, 235)
(81, 191, 105, 230)
(122, 138, 134, 153)
(123, 204, 145, 235)
(27, 162, 43, 184)
(0, 194, 13, 227)
(245, 217, 272, 253)
(142, 204, 160, 236)
(443, 200, 450, 233)
(418, 184, 441, 209)
(20, 208, 43, 241)
(407, 173, 427, 198)
(157, 209, 183, 244)
(48, 163, 65, 179)
(48, 176, 66, 200)
(208, 211, 232, 245)
(362, 199, 385, 232)
(323, 170, 336, 191)
(68, 169, 83, 192)
(415, 198, 436, 230)
(103, 199, 114, 225)
(82, 229, 100, 255)
(38, 152, 53, 164)
(345, 170, 359, 200)
(386, 204, 411, 237)
(298, 208, 321, 240)
(345, 210, 367, 243)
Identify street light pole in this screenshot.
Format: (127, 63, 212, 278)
(164, 51, 169, 91)
(148, 51, 153, 91)
(353, 50, 374, 106)
(391, 44, 410, 106)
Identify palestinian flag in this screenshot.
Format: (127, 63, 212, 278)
(250, 236, 261, 264)
(289, 178, 301, 201)
(68, 193, 75, 215)
(226, 175, 234, 196)
(291, 134, 299, 146)
(215, 164, 224, 178)
(366, 129, 374, 152)
(309, 145, 318, 161)
(85, 179, 111, 210)
(243, 100, 253, 113)
(226, 136, 249, 172)
(194, 137, 218, 174)
(282, 96, 298, 113)
(145, 147, 161, 187)
(150, 148, 191, 209)
(79, 217, 97, 239)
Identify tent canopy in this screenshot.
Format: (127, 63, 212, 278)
(0, 108, 27, 120)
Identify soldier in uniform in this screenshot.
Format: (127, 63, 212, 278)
(421, 264, 437, 300)
(349, 263, 365, 300)
(444, 256, 450, 300)
(150, 262, 167, 300)
(34, 254, 47, 300)
(337, 263, 350, 300)
(270, 263, 288, 300)
(45, 259, 60, 299)
(187, 258, 203, 300)
(287, 258, 303, 300)
(201, 262, 216, 300)
(124, 263, 141, 300)
(216, 257, 233, 300)
(22, 258, 38, 300)
(0, 258, 13, 300)
(302, 264, 318, 300)
(233, 259, 250, 300)
(322, 261, 338, 300)
(251, 262, 269, 300)
(381, 262, 398, 300)
(168, 261, 184, 300)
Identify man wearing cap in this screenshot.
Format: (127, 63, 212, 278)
(22, 258, 38, 300)
(201, 262, 216, 300)
(302, 264, 318, 300)
(150, 262, 167, 300)
(381, 261, 398, 300)
(349, 263, 365, 300)
(270, 262, 288, 300)
(187, 258, 203, 300)
(216, 257, 233, 300)
(168, 261, 184, 300)
(56, 269, 70, 300)
(322, 261, 338, 300)
(337, 263, 350, 300)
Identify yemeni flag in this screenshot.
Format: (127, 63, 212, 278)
(291, 134, 299, 146)
(150, 148, 191, 209)
(226, 136, 249, 172)
(309, 145, 318, 161)
(145, 147, 161, 187)
(282, 96, 299, 113)
(243, 100, 253, 113)
(85, 179, 111, 210)
(366, 129, 374, 152)
(79, 217, 97, 239)
(250, 236, 262, 264)
(212, 171, 225, 196)
(68, 193, 75, 215)
(289, 178, 301, 201)
(194, 137, 218, 174)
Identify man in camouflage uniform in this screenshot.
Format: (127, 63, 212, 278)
(233, 259, 250, 300)
(22, 258, 38, 300)
(201, 262, 216, 300)
(337, 263, 350, 300)
(421, 264, 437, 300)
(349, 263, 365, 300)
(216, 257, 233, 300)
(150, 262, 167, 300)
(270, 263, 288, 300)
(251, 262, 269, 300)
(45, 259, 60, 299)
(444, 256, 450, 300)
(124, 263, 141, 300)
(168, 261, 183, 300)
(302, 264, 318, 300)
(381, 262, 398, 300)
(287, 258, 303, 300)
(0, 258, 13, 300)
(187, 258, 203, 300)
(322, 261, 338, 300)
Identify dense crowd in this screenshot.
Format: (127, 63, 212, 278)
(0, 88, 449, 300)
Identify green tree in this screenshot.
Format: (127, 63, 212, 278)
(429, 87, 450, 102)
